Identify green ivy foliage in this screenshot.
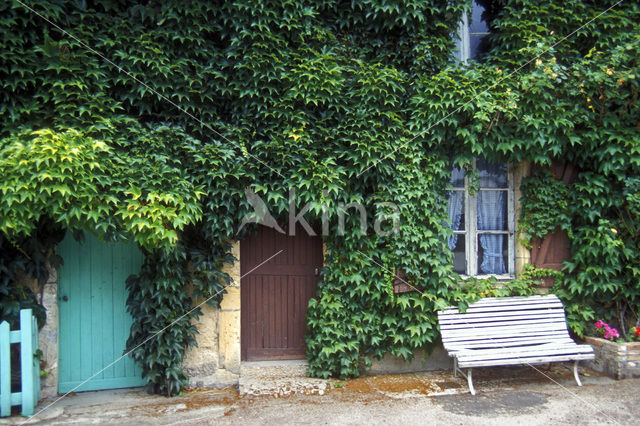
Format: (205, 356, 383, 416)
(507, 1, 640, 338)
(1, 0, 639, 391)
(0, 127, 204, 248)
(0, 222, 63, 329)
(518, 171, 571, 246)
(1, 0, 471, 392)
(125, 246, 195, 396)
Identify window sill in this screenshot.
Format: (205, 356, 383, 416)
(457, 274, 515, 282)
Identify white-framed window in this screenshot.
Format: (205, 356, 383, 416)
(447, 158, 515, 278)
(455, 1, 490, 63)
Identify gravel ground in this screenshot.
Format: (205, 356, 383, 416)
(208, 374, 638, 426)
(5, 366, 638, 425)
(207, 384, 638, 426)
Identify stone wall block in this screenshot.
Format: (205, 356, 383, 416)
(585, 336, 640, 379)
(185, 240, 242, 386)
(219, 310, 241, 373)
(38, 282, 58, 398)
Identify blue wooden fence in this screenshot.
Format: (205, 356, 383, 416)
(0, 309, 40, 417)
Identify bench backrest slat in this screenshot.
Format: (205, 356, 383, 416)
(437, 295, 572, 351)
(442, 323, 569, 338)
(439, 302, 562, 315)
(438, 311, 566, 322)
(456, 295, 560, 304)
(440, 315, 566, 327)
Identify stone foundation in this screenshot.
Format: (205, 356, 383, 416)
(365, 348, 451, 375)
(584, 336, 640, 379)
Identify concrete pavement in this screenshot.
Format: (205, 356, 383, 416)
(2, 365, 638, 425)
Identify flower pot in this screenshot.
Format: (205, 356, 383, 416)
(584, 336, 640, 379)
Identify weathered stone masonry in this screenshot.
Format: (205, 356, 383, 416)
(183, 241, 241, 387)
(585, 336, 640, 379)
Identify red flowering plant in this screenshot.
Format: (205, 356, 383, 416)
(594, 320, 620, 341)
(594, 320, 640, 342)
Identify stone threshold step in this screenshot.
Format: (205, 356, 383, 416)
(239, 360, 328, 396)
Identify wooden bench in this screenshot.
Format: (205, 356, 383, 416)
(437, 294, 595, 395)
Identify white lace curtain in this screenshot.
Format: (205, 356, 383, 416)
(447, 162, 507, 274)
(477, 191, 506, 274)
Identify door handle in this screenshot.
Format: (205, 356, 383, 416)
(314, 268, 320, 276)
(62, 295, 68, 302)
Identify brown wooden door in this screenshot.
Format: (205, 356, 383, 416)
(241, 225, 323, 361)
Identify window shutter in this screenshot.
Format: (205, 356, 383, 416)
(530, 162, 577, 287)
(392, 269, 415, 294)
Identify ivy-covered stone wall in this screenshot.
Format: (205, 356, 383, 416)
(1, 0, 639, 393)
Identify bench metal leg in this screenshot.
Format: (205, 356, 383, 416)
(573, 361, 583, 387)
(452, 359, 476, 395)
(467, 368, 475, 395)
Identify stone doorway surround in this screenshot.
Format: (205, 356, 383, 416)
(183, 242, 242, 387)
(38, 268, 59, 398)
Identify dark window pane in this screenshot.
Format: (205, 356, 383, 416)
(469, 34, 490, 60)
(477, 234, 508, 274)
(452, 234, 466, 274)
(469, 1, 489, 60)
(477, 158, 507, 188)
(477, 190, 507, 230)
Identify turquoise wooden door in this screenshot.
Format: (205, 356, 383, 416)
(57, 234, 146, 393)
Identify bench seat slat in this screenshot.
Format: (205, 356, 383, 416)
(442, 328, 569, 338)
(443, 333, 570, 343)
(443, 333, 572, 347)
(455, 344, 594, 361)
(459, 353, 595, 368)
(444, 336, 575, 350)
(442, 328, 570, 339)
(443, 332, 569, 343)
(438, 309, 565, 319)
